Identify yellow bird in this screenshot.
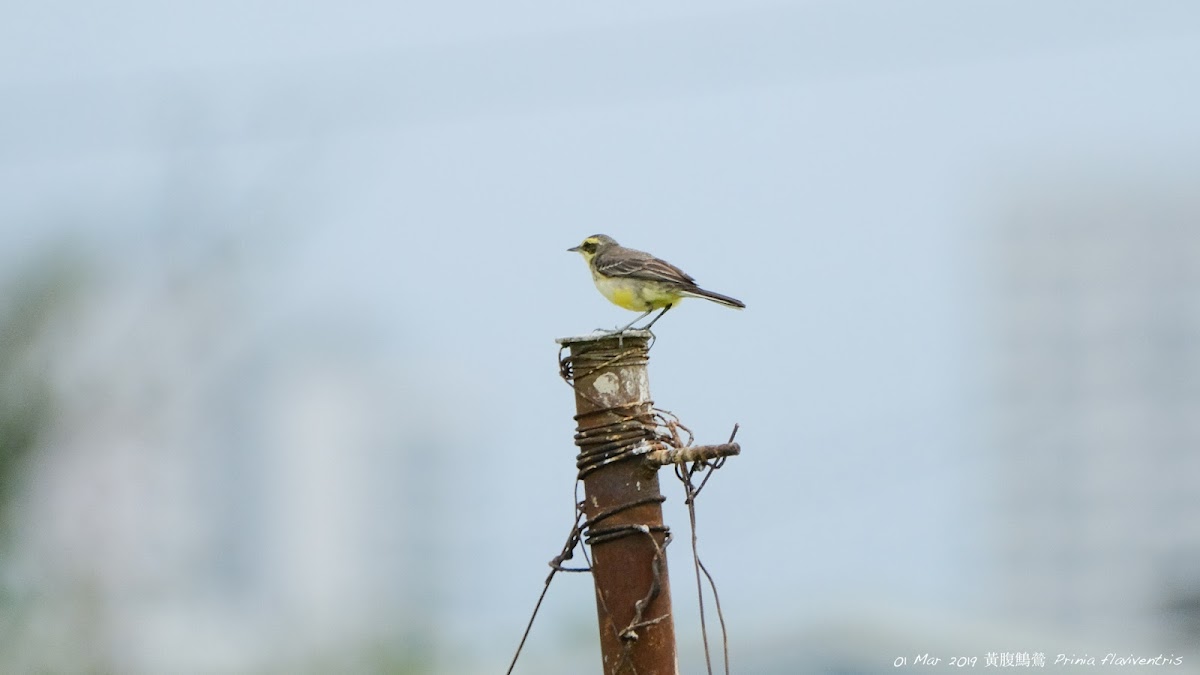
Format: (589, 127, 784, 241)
(568, 234, 745, 333)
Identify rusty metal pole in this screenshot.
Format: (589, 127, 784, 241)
(558, 331, 678, 675)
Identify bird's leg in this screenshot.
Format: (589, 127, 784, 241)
(610, 309, 654, 334)
(639, 304, 673, 332)
(597, 309, 652, 335)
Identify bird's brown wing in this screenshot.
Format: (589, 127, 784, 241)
(593, 247, 697, 286)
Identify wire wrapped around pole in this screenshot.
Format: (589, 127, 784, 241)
(557, 331, 678, 675)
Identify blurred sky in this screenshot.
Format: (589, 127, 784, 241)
(2, 1, 1199, 673)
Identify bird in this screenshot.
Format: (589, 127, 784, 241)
(568, 234, 744, 333)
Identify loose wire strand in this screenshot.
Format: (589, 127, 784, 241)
(673, 423, 738, 675)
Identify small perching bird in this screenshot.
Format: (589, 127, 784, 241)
(568, 234, 745, 333)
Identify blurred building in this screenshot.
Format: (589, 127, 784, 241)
(2, 237, 461, 673)
(986, 175, 1200, 646)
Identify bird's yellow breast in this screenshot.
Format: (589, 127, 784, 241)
(592, 273, 681, 312)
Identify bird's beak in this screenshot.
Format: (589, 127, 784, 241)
(567, 245, 581, 252)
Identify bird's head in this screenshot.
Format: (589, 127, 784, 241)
(567, 234, 618, 261)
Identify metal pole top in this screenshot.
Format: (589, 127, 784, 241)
(555, 329, 654, 347)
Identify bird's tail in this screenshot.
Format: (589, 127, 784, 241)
(682, 286, 745, 309)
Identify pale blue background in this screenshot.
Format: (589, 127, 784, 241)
(2, 1, 1198, 673)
